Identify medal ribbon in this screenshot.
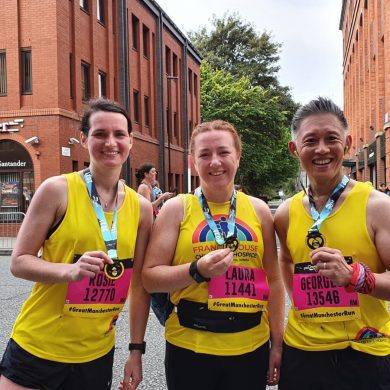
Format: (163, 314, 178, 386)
(195, 187, 237, 245)
(307, 175, 349, 234)
(83, 168, 118, 259)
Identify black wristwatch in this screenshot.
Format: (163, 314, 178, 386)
(128, 341, 146, 354)
(189, 260, 210, 283)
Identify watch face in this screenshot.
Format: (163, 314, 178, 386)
(193, 271, 204, 283)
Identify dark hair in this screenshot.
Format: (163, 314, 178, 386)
(234, 184, 249, 194)
(135, 162, 155, 185)
(189, 120, 242, 155)
(80, 98, 132, 136)
(291, 97, 348, 139)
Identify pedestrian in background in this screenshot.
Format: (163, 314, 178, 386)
(275, 97, 390, 390)
(0, 98, 152, 390)
(142, 120, 284, 389)
(378, 182, 390, 195)
(136, 163, 173, 219)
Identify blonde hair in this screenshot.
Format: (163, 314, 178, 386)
(189, 120, 242, 156)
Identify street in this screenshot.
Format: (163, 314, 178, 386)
(0, 255, 281, 389)
(0, 256, 167, 390)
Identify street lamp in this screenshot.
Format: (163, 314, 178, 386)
(166, 75, 178, 191)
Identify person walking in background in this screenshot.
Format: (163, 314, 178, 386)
(275, 97, 390, 390)
(0, 98, 153, 390)
(136, 163, 173, 218)
(378, 182, 390, 195)
(142, 120, 284, 389)
(152, 180, 164, 216)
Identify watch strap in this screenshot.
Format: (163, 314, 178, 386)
(128, 341, 146, 354)
(189, 260, 210, 283)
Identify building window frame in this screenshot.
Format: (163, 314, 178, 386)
(96, 0, 105, 24)
(69, 53, 74, 99)
(98, 71, 107, 98)
(133, 90, 140, 123)
(165, 46, 171, 75)
(173, 53, 178, 77)
(144, 95, 150, 127)
(21, 48, 32, 95)
(81, 61, 91, 101)
(132, 14, 139, 50)
(188, 69, 193, 94)
(0, 51, 6, 96)
(173, 112, 178, 139)
(80, 0, 89, 13)
(142, 24, 149, 58)
(194, 73, 198, 97)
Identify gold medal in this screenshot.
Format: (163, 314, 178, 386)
(104, 260, 124, 280)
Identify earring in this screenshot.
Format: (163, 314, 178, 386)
(294, 150, 299, 158)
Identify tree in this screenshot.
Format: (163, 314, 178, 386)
(200, 62, 298, 197)
(189, 13, 281, 89)
(189, 13, 299, 122)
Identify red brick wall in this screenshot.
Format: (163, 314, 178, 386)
(341, 0, 390, 187)
(0, 0, 200, 195)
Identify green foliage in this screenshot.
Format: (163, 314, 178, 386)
(201, 62, 299, 197)
(189, 13, 281, 89)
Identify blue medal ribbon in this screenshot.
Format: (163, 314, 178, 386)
(307, 175, 349, 234)
(83, 168, 119, 259)
(195, 187, 237, 245)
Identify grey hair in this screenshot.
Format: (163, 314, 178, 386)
(291, 97, 348, 140)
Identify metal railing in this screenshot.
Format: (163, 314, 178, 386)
(0, 212, 25, 254)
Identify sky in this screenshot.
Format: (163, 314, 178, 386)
(156, 0, 344, 107)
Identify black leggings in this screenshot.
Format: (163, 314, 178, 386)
(165, 341, 269, 390)
(279, 343, 390, 390)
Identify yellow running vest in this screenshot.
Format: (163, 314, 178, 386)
(285, 181, 390, 355)
(11, 173, 140, 363)
(165, 191, 270, 355)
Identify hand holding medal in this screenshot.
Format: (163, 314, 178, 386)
(197, 247, 234, 279)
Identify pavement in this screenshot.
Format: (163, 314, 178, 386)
(0, 255, 167, 390)
(0, 255, 282, 389)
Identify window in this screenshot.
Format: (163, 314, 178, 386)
(173, 112, 178, 138)
(98, 71, 106, 97)
(175, 174, 180, 191)
(133, 90, 139, 123)
(21, 48, 32, 94)
(166, 107, 169, 136)
(72, 160, 79, 172)
(165, 46, 171, 75)
(142, 24, 149, 58)
(97, 0, 105, 24)
(188, 69, 192, 93)
(194, 74, 198, 97)
(81, 62, 91, 101)
(80, 0, 89, 12)
(132, 15, 139, 50)
(0, 51, 6, 96)
(173, 53, 178, 77)
(69, 53, 74, 99)
(144, 96, 150, 127)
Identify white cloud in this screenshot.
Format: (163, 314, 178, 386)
(157, 0, 344, 107)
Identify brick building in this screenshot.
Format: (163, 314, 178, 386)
(340, 0, 390, 187)
(0, 0, 201, 216)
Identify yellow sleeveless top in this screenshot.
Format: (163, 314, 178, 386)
(165, 191, 270, 355)
(11, 172, 140, 363)
(285, 181, 390, 355)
